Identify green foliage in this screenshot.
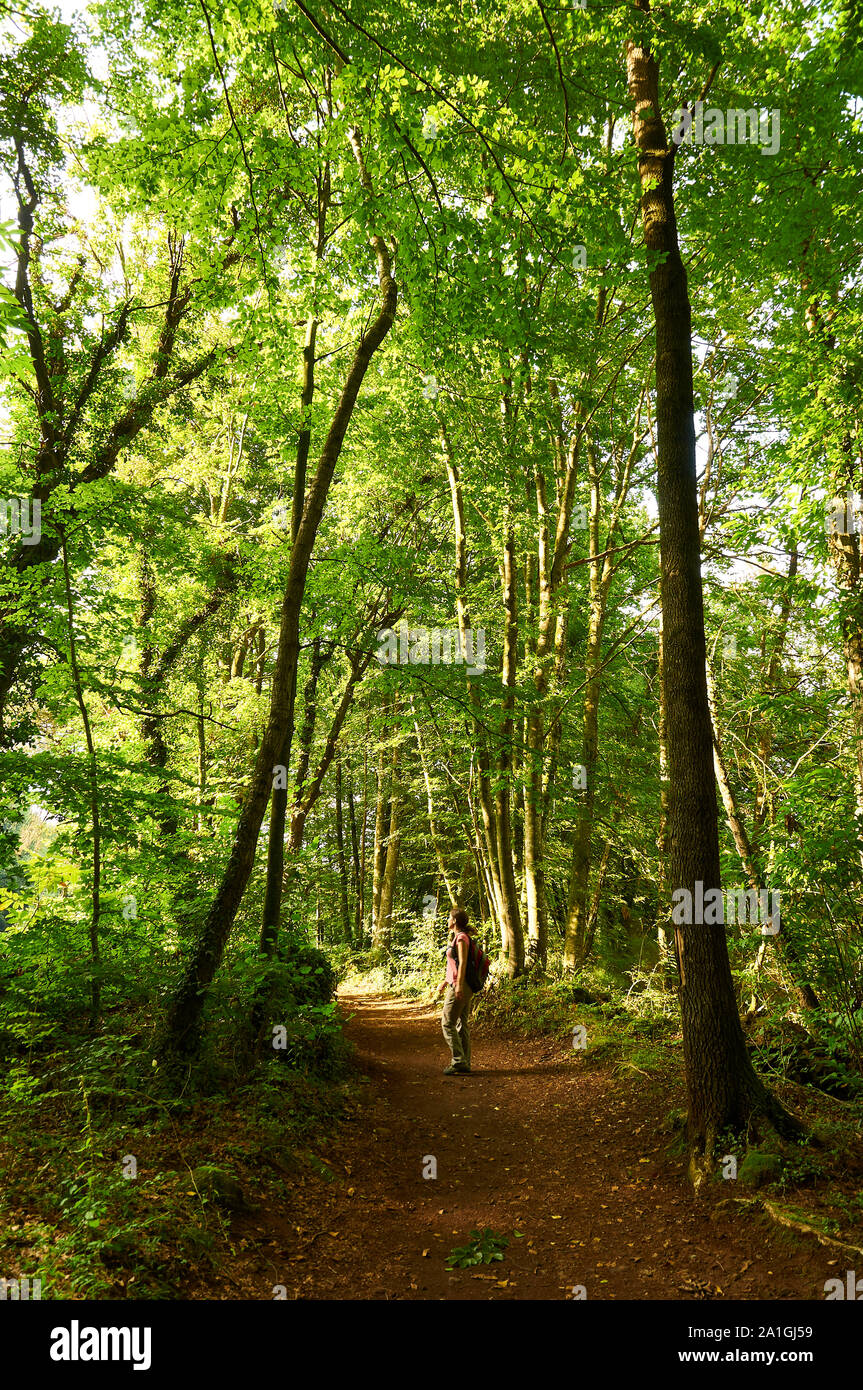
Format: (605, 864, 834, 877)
(446, 1227, 510, 1269)
(272, 939, 337, 1008)
(0, 0, 862, 1287)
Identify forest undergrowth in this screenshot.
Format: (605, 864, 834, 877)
(2, 916, 863, 1298)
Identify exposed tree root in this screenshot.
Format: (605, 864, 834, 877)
(687, 1091, 807, 1193)
(729, 1197, 863, 1260)
(759, 1091, 807, 1142)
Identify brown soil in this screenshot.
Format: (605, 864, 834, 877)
(246, 988, 834, 1300)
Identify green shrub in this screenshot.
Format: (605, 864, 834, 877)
(271, 937, 336, 1007)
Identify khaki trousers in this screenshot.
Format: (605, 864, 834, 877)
(441, 983, 473, 1067)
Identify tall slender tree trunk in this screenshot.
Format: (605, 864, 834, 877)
(495, 521, 526, 973)
(413, 704, 457, 905)
(626, 8, 799, 1171)
(284, 646, 369, 864)
(260, 315, 318, 958)
(345, 757, 362, 927)
(524, 454, 552, 968)
(138, 569, 236, 836)
(564, 442, 606, 969)
(522, 758, 547, 966)
(335, 759, 352, 944)
(656, 604, 673, 980)
(283, 637, 329, 860)
(563, 419, 639, 969)
(706, 657, 818, 1012)
(358, 727, 369, 944)
(374, 726, 401, 957)
(441, 422, 522, 972)
(371, 700, 391, 935)
(752, 546, 798, 844)
(160, 151, 396, 1059)
(197, 696, 208, 836)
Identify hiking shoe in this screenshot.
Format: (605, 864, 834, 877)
(443, 1064, 470, 1075)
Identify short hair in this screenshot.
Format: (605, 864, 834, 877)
(452, 908, 469, 931)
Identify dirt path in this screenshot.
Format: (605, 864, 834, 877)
(259, 989, 827, 1300)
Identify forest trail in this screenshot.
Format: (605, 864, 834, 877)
(259, 988, 827, 1300)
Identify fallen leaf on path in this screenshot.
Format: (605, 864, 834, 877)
(679, 1276, 723, 1298)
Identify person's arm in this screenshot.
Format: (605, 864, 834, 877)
(455, 937, 468, 1001)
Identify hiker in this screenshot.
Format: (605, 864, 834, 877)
(437, 906, 474, 1075)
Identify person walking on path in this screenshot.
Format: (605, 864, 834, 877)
(437, 907, 474, 1075)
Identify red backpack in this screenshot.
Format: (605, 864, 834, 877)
(449, 934, 491, 993)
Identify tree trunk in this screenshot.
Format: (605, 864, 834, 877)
(413, 704, 458, 906)
(626, 9, 800, 1172)
(563, 420, 639, 969)
(441, 421, 520, 970)
(358, 726, 369, 944)
(335, 759, 352, 944)
(160, 153, 396, 1059)
(345, 756, 362, 928)
(196, 696, 208, 836)
(706, 656, 818, 1012)
(495, 521, 526, 973)
(564, 441, 606, 969)
(374, 730, 401, 956)
(139, 565, 237, 836)
(260, 316, 318, 958)
(371, 701, 391, 934)
(523, 456, 552, 968)
(286, 646, 369, 855)
(656, 603, 673, 980)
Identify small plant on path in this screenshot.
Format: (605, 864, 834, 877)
(446, 1227, 509, 1269)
